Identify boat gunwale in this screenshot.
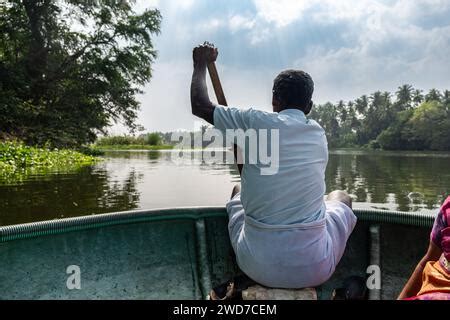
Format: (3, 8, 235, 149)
(0, 206, 436, 243)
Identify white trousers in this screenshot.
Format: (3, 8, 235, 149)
(226, 194, 357, 288)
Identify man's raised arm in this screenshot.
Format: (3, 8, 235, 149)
(190, 44, 218, 124)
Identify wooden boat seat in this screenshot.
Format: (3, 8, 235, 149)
(242, 285, 317, 300)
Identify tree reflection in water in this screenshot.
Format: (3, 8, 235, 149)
(1, 149, 449, 226)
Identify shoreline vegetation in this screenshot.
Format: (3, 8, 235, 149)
(96, 144, 174, 150)
(94, 133, 174, 151)
(0, 141, 99, 175)
(310, 85, 450, 151)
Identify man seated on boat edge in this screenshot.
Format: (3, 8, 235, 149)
(190, 43, 357, 289)
(398, 195, 450, 300)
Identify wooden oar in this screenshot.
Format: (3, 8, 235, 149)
(207, 60, 242, 175)
(207, 62, 227, 106)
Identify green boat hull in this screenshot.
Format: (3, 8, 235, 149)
(0, 207, 434, 300)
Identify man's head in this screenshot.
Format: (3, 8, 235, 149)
(272, 70, 314, 114)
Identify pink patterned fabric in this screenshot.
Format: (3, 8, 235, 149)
(431, 196, 450, 252)
(408, 196, 450, 300)
(406, 292, 450, 300)
(440, 197, 450, 264)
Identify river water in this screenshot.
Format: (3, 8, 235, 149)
(1, 149, 449, 226)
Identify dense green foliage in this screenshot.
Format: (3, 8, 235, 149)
(95, 144, 173, 150)
(0, 0, 161, 147)
(145, 132, 162, 146)
(94, 132, 171, 149)
(310, 86, 450, 150)
(0, 141, 97, 173)
(95, 135, 146, 146)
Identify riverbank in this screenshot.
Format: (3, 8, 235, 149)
(95, 144, 174, 150)
(0, 141, 99, 174)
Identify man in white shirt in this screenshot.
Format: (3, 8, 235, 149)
(190, 43, 357, 288)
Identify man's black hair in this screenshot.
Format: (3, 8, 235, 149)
(272, 70, 314, 110)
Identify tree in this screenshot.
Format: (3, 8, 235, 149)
(337, 100, 347, 123)
(338, 101, 358, 147)
(376, 109, 413, 150)
(0, 0, 161, 147)
(346, 101, 360, 130)
(425, 88, 442, 102)
(146, 132, 162, 146)
(442, 90, 450, 106)
(357, 91, 393, 145)
(403, 101, 450, 150)
(310, 102, 341, 147)
(354, 95, 369, 115)
(309, 85, 450, 151)
(412, 89, 424, 107)
(395, 84, 413, 111)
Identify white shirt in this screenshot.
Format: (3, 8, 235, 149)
(214, 105, 328, 225)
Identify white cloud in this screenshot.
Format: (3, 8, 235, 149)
(275, 0, 450, 103)
(252, 0, 450, 30)
(229, 15, 256, 33)
(131, 0, 450, 131)
(393, 0, 450, 20)
(200, 18, 225, 32)
(248, 0, 388, 43)
(253, 0, 313, 27)
(294, 23, 450, 103)
(177, 0, 195, 10)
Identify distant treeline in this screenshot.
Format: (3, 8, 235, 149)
(310, 85, 450, 150)
(98, 86, 450, 152)
(95, 129, 212, 149)
(96, 133, 165, 147)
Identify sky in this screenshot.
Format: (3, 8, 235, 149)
(112, 0, 450, 133)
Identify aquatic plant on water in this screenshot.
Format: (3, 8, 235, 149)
(0, 141, 99, 174)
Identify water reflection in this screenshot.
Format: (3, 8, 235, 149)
(148, 151, 162, 161)
(326, 150, 450, 211)
(0, 149, 449, 226)
(0, 162, 142, 226)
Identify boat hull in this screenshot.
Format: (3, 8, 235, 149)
(0, 207, 433, 300)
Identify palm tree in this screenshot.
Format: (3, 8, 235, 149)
(425, 88, 442, 102)
(382, 91, 392, 106)
(360, 91, 393, 142)
(321, 102, 340, 142)
(337, 100, 347, 123)
(346, 101, 360, 130)
(412, 89, 424, 107)
(355, 95, 368, 115)
(442, 90, 450, 105)
(395, 84, 413, 110)
(443, 90, 450, 116)
(370, 91, 384, 111)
